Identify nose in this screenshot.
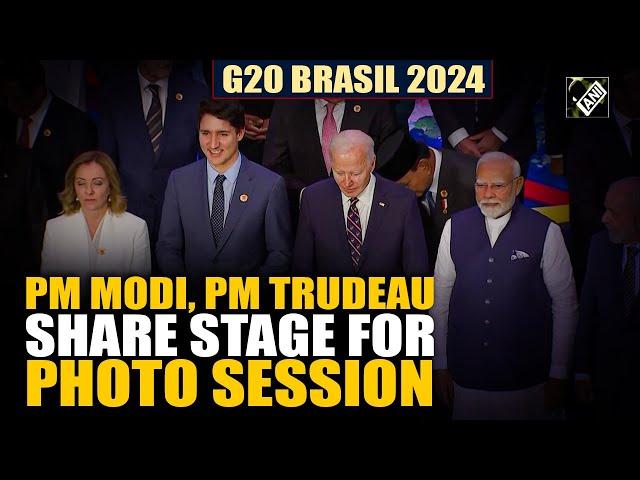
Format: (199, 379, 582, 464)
(85, 183, 94, 195)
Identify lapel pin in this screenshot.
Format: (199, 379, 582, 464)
(43, 128, 52, 137)
(379, 201, 386, 207)
(240, 193, 249, 202)
(440, 189, 448, 198)
(176, 92, 183, 101)
(98, 248, 106, 255)
(353, 105, 361, 113)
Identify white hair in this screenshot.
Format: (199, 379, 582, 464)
(329, 130, 375, 165)
(476, 152, 521, 178)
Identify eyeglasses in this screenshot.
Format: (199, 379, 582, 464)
(474, 176, 521, 192)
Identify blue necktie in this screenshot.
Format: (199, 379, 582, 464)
(426, 191, 436, 214)
(211, 174, 226, 246)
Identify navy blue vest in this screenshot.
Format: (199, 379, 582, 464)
(448, 203, 553, 390)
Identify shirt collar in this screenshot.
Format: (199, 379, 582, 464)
(485, 210, 512, 229)
(341, 172, 376, 206)
(137, 68, 169, 94)
(427, 147, 442, 199)
(207, 151, 242, 184)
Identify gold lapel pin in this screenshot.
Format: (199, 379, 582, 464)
(440, 189, 448, 198)
(98, 248, 106, 255)
(176, 92, 183, 101)
(43, 128, 52, 137)
(240, 193, 249, 202)
(353, 105, 361, 113)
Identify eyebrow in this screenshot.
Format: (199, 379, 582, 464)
(75, 177, 105, 181)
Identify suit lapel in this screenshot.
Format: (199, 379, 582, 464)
(357, 176, 387, 272)
(300, 101, 328, 180)
(213, 156, 254, 257)
(326, 180, 353, 270)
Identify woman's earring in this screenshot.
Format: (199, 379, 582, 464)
(108, 194, 112, 202)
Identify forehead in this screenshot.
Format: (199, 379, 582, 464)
(476, 160, 512, 180)
(199, 113, 234, 131)
(332, 147, 369, 169)
(75, 161, 106, 178)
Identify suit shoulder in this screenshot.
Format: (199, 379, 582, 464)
(375, 175, 415, 202)
(243, 158, 284, 185)
(170, 159, 203, 180)
(589, 230, 612, 251)
(46, 213, 75, 230)
(302, 178, 337, 200)
(170, 71, 209, 97)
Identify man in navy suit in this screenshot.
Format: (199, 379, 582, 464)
(574, 177, 640, 419)
(292, 130, 428, 276)
(156, 99, 292, 277)
(98, 60, 209, 247)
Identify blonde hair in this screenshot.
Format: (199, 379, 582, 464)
(59, 151, 127, 215)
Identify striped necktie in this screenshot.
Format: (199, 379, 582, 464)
(146, 84, 163, 155)
(346, 197, 362, 269)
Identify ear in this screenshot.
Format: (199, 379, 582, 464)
(236, 127, 245, 142)
(418, 157, 432, 174)
(515, 176, 525, 196)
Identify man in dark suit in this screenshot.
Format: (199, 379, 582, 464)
(98, 60, 209, 248)
(564, 66, 640, 288)
(157, 99, 292, 277)
(293, 129, 428, 276)
(574, 177, 640, 419)
(377, 130, 476, 274)
(429, 61, 543, 177)
(263, 99, 398, 222)
(1, 60, 97, 219)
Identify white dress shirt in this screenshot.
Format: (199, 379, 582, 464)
(314, 99, 345, 143)
(431, 210, 579, 380)
(138, 69, 169, 124)
(340, 173, 376, 241)
(207, 152, 242, 222)
(16, 91, 52, 149)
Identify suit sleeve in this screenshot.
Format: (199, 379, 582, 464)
(131, 219, 152, 276)
(372, 100, 400, 147)
(292, 189, 315, 275)
(429, 100, 462, 141)
(97, 91, 119, 165)
(155, 173, 186, 275)
(493, 62, 544, 139)
(262, 102, 306, 192)
(259, 176, 293, 275)
(402, 195, 429, 276)
(573, 235, 599, 375)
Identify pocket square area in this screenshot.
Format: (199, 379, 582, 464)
(510, 250, 531, 260)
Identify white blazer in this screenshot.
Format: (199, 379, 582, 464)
(41, 210, 151, 277)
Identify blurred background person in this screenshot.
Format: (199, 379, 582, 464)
(0, 60, 97, 220)
(41, 151, 150, 277)
(574, 177, 640, 419)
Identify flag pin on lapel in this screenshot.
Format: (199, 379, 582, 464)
(440, 189, 448, 214)
(98, 248, 106, 255)
(240, 193, 249, 202)
(43, 128, 52, 137)
(379, 202, 386, 207)
(176, 93, 183, 101)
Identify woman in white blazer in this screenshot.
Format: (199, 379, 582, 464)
(41, 151, 151, 277)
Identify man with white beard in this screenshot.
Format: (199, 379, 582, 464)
(430, 152, 578, 420)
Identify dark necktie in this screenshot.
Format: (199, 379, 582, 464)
(211, 174, 226, 246)
(426, 191, 436, 214)
(346, 197, 362, 269)
(630, 118, 639, 162)
(18, 116, 32, 149)
(623, 245, 638, 318)
(146, 84, 163, 155)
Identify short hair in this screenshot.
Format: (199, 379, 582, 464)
(198, 99, 245, 131)
(609, 176, 640, 212)
(59, 151, 126, 215)
(329, 130, 375, 165)
(1, 60, 45, 92)
(476, 151, 521, 178)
